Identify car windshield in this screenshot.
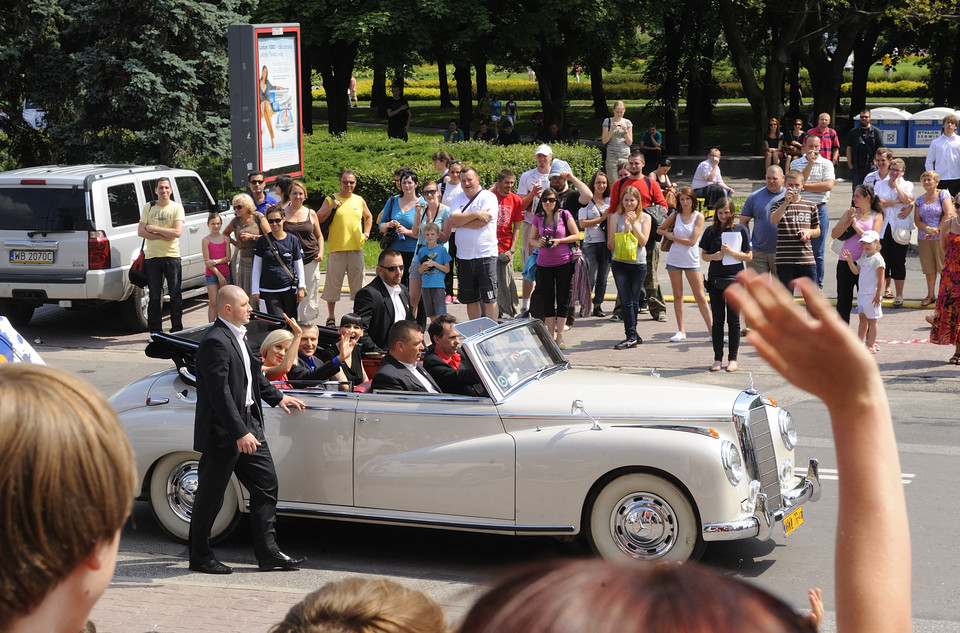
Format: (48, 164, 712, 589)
(473, 322, 564, 392)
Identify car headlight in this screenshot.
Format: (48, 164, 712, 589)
(778, 409, 797, 450)
(721, 440, 743, 485)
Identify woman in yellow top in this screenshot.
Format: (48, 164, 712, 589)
(317, 169, 374, 327)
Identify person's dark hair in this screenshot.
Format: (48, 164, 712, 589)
(265, 204, 284, 220)
(588, 171, 609, 197)
(274, 174, 294, 202)
(855, 184, 884, 215)
(394, 166, 412, 179)
(659, 158, 672, 168)
(339, 313, 364, 328)
(629, 149, 643, 159)
(496, 169, 516, 183)
(387, 320, 422, 349)
(248, 171, 264, 182)
(378, 248, 402, 265)
(432, 150, 454, 164)
(458, 559, 816, 633)
(446, 159, 462, 170)
(156, 176, 171, 187)
(536, 188, 560, 217)
(207, 212, 222, 225)
(339, 168, 357, 180)
(427, 313, 458, 343)
(448, 119, 458, 127)
(400, 170, 419, 187)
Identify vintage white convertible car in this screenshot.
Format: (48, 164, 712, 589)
(111, 316, 821, 564)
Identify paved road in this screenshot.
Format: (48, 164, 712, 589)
(18, 172, 960, 633)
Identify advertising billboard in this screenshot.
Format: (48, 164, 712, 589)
(228, 24, 303, 186)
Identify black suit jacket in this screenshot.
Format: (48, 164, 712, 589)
(354, 276, 414, 353)
(194, 319, 284, 453)
(371, 353, 441, 393)
(422, 345, 486, 396)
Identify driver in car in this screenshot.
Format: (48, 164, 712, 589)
(423, 314, 485, 396)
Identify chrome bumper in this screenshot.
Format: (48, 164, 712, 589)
(702, 458, 821, 542)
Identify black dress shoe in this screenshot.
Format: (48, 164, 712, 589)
(592, 306, 606, 317)
(189, 558, 232, 575)
(258, 551, 305, 571)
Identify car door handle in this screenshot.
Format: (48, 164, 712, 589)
(188, 226, 200, 233)
(358, 416, 379, 423)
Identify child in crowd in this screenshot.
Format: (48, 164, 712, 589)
(201, 213, 231, 322)
(843, 230, 885, 353)
(416, 222, 452, 321)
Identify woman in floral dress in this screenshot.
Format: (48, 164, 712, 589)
(930, 213, 960, 364)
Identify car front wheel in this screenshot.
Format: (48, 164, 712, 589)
(585, 472, 704, 563)
(148, 452, 241, 543)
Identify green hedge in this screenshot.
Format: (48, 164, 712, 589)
(299, 129, 602, 215)
(312, 76, 929, 104)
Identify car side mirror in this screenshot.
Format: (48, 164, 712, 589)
(571, 398, 603, 431)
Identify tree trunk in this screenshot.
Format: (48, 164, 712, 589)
(787, 54, 803, 118)
(371, 62, 386, 116)
(301, 45, 313, 136)
(850, 21, 882, 115)
(454, 64, 473, 137)
(536, 45, 569, 129)
(436, 50, 454, 107)
(475, 57, 487, 108)
(316, 39, 358, 135)
(589, 58, 607, 119)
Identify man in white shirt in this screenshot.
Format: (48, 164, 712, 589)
(449, 167, 500, 320)
(924, 114, 960, 196)
(690, 148, 735, 207)
(790, 135, 835, 288)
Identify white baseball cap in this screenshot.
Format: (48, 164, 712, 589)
(859, 230, 881, 243)
(535, 144, 553, 156)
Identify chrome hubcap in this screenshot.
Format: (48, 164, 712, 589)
(165, 461, 199, 522)
(609, 492, 677, 559)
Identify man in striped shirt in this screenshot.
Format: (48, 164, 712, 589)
(770, 170, 820, 291)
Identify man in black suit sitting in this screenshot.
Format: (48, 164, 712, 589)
(371, 320, 441, 393)
(423, 314, 486, 396)
(354, 249, 415, 354)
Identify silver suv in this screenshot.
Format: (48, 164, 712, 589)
(0, 164, 226, 330)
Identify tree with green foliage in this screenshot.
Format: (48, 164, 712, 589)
(38, 0, 252, 165)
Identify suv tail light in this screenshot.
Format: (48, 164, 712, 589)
(88, 231, 110, 270)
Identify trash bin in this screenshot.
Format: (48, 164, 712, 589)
(857, 107, 909, 148)
(909, 107, 960, 148)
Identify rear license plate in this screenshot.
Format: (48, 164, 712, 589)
(9, 250, 54, 264)
(782, 505, 804, 537)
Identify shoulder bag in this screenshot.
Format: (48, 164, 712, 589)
(266, 234, 299, 289)
(129, 239, 148, 287)
(659, 211, 678, 253)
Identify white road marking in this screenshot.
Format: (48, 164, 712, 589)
(797, 467, 915, 485)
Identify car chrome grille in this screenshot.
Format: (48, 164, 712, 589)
(733, 393, 782, 509)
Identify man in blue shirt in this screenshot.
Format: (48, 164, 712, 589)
(248, 171, 276, 215)
(739, 166, 785, 279)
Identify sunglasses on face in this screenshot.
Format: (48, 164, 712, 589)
(233, 204, 244, 210)
(542, 198, 558, 204)
(380, 264, 404, 272)
(422, 189, 438, 195)
(249, 179, 264, 185)
(267, 218, 284, 224)
(341, 180, 356, 185)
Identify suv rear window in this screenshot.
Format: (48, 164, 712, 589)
(0, 188, 89, 232)
(108, 183, 141, 227)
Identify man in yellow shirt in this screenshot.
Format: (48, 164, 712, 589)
(318, 169, 374, 327)
(138, 177, 185, 333)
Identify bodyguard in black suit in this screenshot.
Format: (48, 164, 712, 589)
(354, 249, 415, 353)
(371, 321, 441, 393)
(188, 285, 306, 575)
(423, 314, 486, 396)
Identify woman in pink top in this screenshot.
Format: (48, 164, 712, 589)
(528, 189, 581, 349)
(201, 213, 232, 322)
(830, 184, 883, 323)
